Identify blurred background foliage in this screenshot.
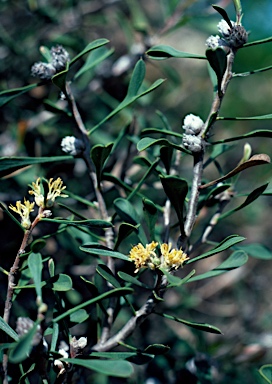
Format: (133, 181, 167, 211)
(0, 0, 272, 383)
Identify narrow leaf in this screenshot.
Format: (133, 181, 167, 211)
(212, 5, 232, 27)
(160, 176, 188, 235)
(236, 243, 272, 260)
(52, 65, 69, 92)
(53, 287, 133, 322)
(160, 268, 195, 287)
(74, 47, 114, 79)
(156, 312, 222, 334)
(0, 84, 39, 107)
(80, 243, 129, 261)
(41, 218, 112, 228)
(114, 198, 140, 225)
(200, 154, 270, 189)
(62, 358, 133, 377)
(96, 264, 121, 288)
(127, 59, 146, 98)
(211, 129, 272, 144)
(146, 45, 206, 60)
(70, 309, 89, 323)
(137, 137, 190, 154)
(189, 250, 248, 281)
(187, 235, 245, 264)
(9, 322, 39, 363)
(206, 48, 227, 93)
(114, 223, 139, 250)
(0, 316, 19, 341)
(218, 114, 272, 120)
(243, 36, 272, 48)
(91, 143, 114, 186)
(28, 253, 43, 300)
(118, 271, 152, 289)
(70, 39, 110, 66)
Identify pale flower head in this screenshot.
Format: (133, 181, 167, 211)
(183, 114, 204, 135)
(29, 178, 45, 207)
(9, 199, 35, 229)
(129, 241, 158, 272)
(160, 243, 189, 270)
(205, 35, 221, 50)
(46, 177, 68, 207)
(61, 136, 84, 156)
(217, 19, 235, 37)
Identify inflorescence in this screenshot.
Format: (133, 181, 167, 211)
(129, 241, 189, 273)
(206, 19, 248, 51)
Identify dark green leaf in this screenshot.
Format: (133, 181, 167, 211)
(53, 287, 133, 322)
(28, 253, 43, 300)
(219, 183, 269, 220)
(160, 268, 195, 287)
(206, 48, 227, 93)
(80, 243, 130, 261)
(187, 234, 245, 264)
(243, 36, 272, 48)
(96, 264, 121, 288)
(142, 199, 158, 240)
(137, 137, 190, 154)
(0, 84, 39, 107)
(144, 344, 170, 355)
(127, 59, 146, 98)
(114, 198, 140, 226)
(91, 351, 154, 365)
(160, 176, 188, 236)
(9, 322, 39, 363)
(70, 39, 110, 66)
(118, 271, 152, 289)
(41, 218, 112, 228)
(30, 239, 46, 253)
(200, 155, 270, 189)
(61, 358, 133, 377)
(211, 129, 272, 144)
(114, 223, 139, 250)
(189, 250, 248, 281)
(156, 312, 222, 334)
(146, 45, 206, 60)
(0, 316, 19, 341)
(218, 114, 272, 121)
(75, 47, 114, 79)
(0, 156, 73, 178)
(91, 143, 114, 186)
(160, 146, 174, 174)
(70, 309, 89, 323)
(141, 128, 183, 139)
(236, 243, 272, 260)
(258, 365, 272, 384)
(233, 64, 272, 78)
(51, 65, 69, 92)
(51, 274, 73, 291)
(212, 5, 233, 27)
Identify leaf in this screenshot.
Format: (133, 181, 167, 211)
(113, 198, 140, 226)
(243, 36, 272, 48)
(40, 45, 52, 62)
(51, 65, 69, 92)
(219, 183, 269, 220)
(144, 344, 171, 355)
(75, 47, 114, 79)
(160, 176, 188, 236)
(206, 48, 227, 93)
(41, 218, 112, 228)
(218, 114, 272, 121)
(70, 309, 89, 323)
(51, 274, 73, 291)
(160, 269, 195, 287)
(9, 322, 39, 363)
(80, 243, 129, 262)
(0, 156, 73, 178)
(141, 128, 183, 139)
(189, 250, 248, 282)
(142, 199, 158, 240)
(70, 39, 110, 66)
(91, 143, 114, 186)
(114, 223, 139, 250)
(0, 316, 19, 341)
(212, 129, 272, 145)
(156, 312, 222, 334)
(200, 154, 270, 189)
(137, 137, 190, 154)
(233, 64, 272, 78)
(232, 0, 242, 16)
(187, 234, 245, 264)
(90, 60, 165, 134)
(0, 84, 39, 107)
(212, 5, 233, 27)
(91, 351, 154, 365)
(52, 287, 133, 322)
(30, 239, 46, 253)
(236, 243, 272, 260)
(96, 264, 121, 288)
(118, 271, 152, 289)
(61, 358, 133, 377)
(146, 45, 206, 60)
(28, 253, 43, 300)
(160, 146, 174, 174)
(259, 365, 272, 384)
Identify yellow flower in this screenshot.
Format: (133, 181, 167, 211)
(9, 199, 35, 229)
(46, 177, 68, 207)
(29, 178, 45, 207)
(129, 241, 158, 272)
(160, 243, 189, 270)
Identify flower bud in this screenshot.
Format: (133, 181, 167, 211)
(182, 114, 204, 135)
(182, 134, 203, 152)
(31, 62, 56, 80)
(61, 136, 85, 156)
(50, 45, 70, 71)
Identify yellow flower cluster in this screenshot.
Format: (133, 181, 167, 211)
(9, 177, 67, 229)
(129, 241, 189, 273)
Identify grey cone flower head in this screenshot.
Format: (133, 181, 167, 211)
(183, 114, 204, 135)
(182, 134, 203, 153)
(31, 44, 70, 80)
(206, 18, 248, 50)
(61, 136, 85, 156)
